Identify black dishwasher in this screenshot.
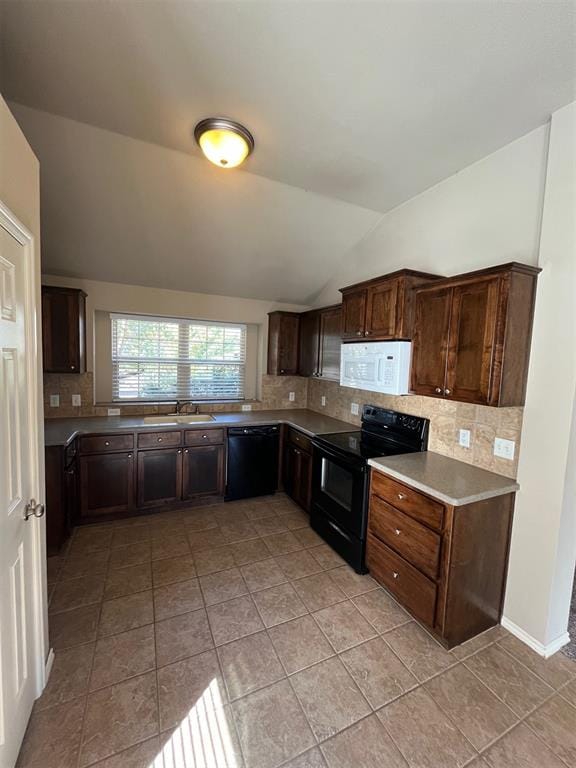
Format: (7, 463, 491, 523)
(225, 425, 280, 501)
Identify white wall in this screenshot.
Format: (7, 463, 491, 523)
(313, 125, 548, 304)
(503, 101, 576, 654)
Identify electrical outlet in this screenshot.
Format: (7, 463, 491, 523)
(72, 394, 81, 407)
(494, 437, 515, 460)
(241, 404, 252, 411)
(321, 396, 326, 407)
(107, 408, 121, 416)
(288, 391, 295, 402)
(351, 402, 360, 416)
(49, 394, 60, 408)
(458, 429, 471, 449)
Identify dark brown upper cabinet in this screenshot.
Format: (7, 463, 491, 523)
(410, 263, 540, 406)
(267, 312, 300, 375)
(42, 285, 87, 373)
(297, 305, 342, 381)
(298, 310, 320, 377)
(340, 269, 441, 341)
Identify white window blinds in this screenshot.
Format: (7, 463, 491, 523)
(111, 314, 247, 401)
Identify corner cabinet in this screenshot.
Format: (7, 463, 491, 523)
(298, 305, 342, 381)
(340, 269, 441, 341)
(282, 427, 313, 512)
(42, 285, 87, 373)
(410, 263, 540, 406)
(267, 312, 300, 375)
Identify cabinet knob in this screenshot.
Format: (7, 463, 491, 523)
(104, 441, 110, 446)
(397, 493, 406, 500)
(392, 571, 399, 580)
(395, 528, 401, 536)
(177, 449, 182, 454)
(184, 449, 189, 454)
(128, 453, 132, 458)
(435, 387, 442, 394)
(202, 434, 208, 439)
(280, 369, 285, 374)
(157, 437, 163, 442)
(365, 330, 371, 336)
(444, 388, 451, 395)
(356, 331, 363, 337)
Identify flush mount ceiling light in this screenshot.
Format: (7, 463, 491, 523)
(194, 118, 254, 169)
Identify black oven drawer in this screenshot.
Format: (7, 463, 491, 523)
(310, 505, 367, 574)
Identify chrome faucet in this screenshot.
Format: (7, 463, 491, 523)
(174, 400, 199, 414)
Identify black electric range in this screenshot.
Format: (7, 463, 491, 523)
(310, 405, 429, 573)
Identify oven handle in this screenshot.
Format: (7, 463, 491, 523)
(324, 515, 354, 544)
(311, 440, 367, 471)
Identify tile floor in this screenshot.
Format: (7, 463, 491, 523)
(20, 493, 576, 768)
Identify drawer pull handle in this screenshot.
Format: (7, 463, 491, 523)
(128, 454, 133, 458)
(395, 528, 401, 536)
(392, 571, 399, 579)
(158, 437, 163, 442)
(435, 387, 442, 393)
(397, 493, 406, 500)
(177, 449, 182, 454)
(104, 441, 110, 446)
(202, 434, 208, 439)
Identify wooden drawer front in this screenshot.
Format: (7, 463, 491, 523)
(185, 428, 225, 446)
(80, 433, 134, 454)
(371, 471, 444, 531)
(369, 496, 441, 580)
(288, 427, 312, 454)
(138, 430, 182, 449)
(367, 533, 437, 627)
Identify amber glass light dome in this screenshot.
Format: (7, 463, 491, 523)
(194, 118, 254, 169)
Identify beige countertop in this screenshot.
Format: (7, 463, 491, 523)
(44, 409, 356, 447)
(368, 451, 519, 506)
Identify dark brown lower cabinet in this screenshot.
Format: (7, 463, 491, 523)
(137, 448, 182, 508)
(79, 451, 135, 519)
(45, 445, 76, 554)
(283, 430, 312, 513)
(183, 445, 225, 498)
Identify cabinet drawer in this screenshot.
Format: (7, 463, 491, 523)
(137, 430, 182, 449)
(185, 428, 225, 446)
(369, 496, 441, 580)
(366, 533, 437, 627)
(371, 471, 444, 531)
(79, 433, 134, 454)
(288, 427, 312, 454)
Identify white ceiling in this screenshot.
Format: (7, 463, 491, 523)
(1, 1, 575, 302)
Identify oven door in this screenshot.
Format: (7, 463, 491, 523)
(310, 442, 368, 539)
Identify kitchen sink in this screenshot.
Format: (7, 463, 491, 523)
(143, 414, 215, 424)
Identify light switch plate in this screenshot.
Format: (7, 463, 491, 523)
(288, 391, 295, 402)
(494, 437, 515, 460)
(351, 402, 360, 416)
(72, 394, 81, 407)
(49, 394, 60, 408)
(241, 404, 252, 411)
(107, 408, 121, 416)
(458, 429, 471, 449)
(321, 396, 326, 407)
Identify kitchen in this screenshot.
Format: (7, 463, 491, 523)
(1, 2, 575, 767)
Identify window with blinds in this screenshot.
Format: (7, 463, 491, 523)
(111, 314, 247, 401)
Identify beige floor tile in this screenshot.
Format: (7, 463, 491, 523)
(242, 501, 279, 520)
(49, 604, 100, 650)
(352, 589, 410, 633)
(104, 562, 152, 600)
(464, 644, 554, 717)
(151, 535, 191, 561)
(328, 566, 378, 598)
(263, 531, 303, 555)
(282, 747, 327, 768)
(383, 622, 456, 682)
(194, 545, 236, 576)
(158, 649, 227, 731)
(340, 636, 418, 709)
(313, 600, 376, 652)
(46, 555, 64, 585)
(275, 550, 324, 580)
(561, 678, 576, 706)
(498, 634, 576, 689)
(199, 567, 248, 606)
(90, 624, 156, 690)
(232, 679, 315, 768)
(98, 591, 154, 637)
(268, 615, 334, 674)
(108, 541, 152, 570)
(183, 507, 219, 531)
(79, 671, 159, 766)
(279, 510, 310, 531)
(153, 577, 203, 620)
(231, 537, 272, 566)
(59, 549, 110, 580)
(155, 608, 214, 666)
(480, 723, 565, 768)
(291, 656, 371, 740)
(110, 525, 151, 548)
(220, 519, 260, 543)
(377, 687, 476, 768)
(214, 505, 249, 526)
(69, 528, 113, 554)
(188, 527, 226, 551)
(34, 643, 94, 711)
(448, 626, 502, 661)
(241, 558, 288, 592)
(207, 594, 265, 645)
(321, 713, 408, 768)
(253, 516, 290, 536)
(17, 697, 85, 768)
(308, 544, 346, 569)
(49, 574, 105, 614)
(292, 572, 347, 612)
(88, 736, 160, 768)
(148, 521, 183, 541)
(425, 663, 518, 750)
(525, 693, 576, 766)
(252, 582, 308, 627)
(151, 554, 196, 586)
(293, 528, 326, 549)
(218, 630, 285, 700)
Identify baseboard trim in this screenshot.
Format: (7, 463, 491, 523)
(501, 616, 570, 658)
(44, 648, 55, 685)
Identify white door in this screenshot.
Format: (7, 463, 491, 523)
(0, 212, 44, 768)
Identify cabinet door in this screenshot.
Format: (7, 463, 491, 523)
(296, 450, 312, 513)
(42, 287, 85, 373)
(410, 287, 452, 397)
(137, 448, 182, 507)
(445, 279, 500, 404)
(80, 452, 135, 518)
(364, 279, 399, 340)
(278, 314, 300, 374)
(182, 445, 225, 498)
(318, 307, 342, 381)
(298, 311, 320, 376)
(341, 290, 367, 339)
(283, 443, 298, 501)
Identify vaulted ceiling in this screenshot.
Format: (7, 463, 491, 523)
(1, 1, 575, 302)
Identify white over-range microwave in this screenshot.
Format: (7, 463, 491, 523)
(340, 341, 412, 395)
